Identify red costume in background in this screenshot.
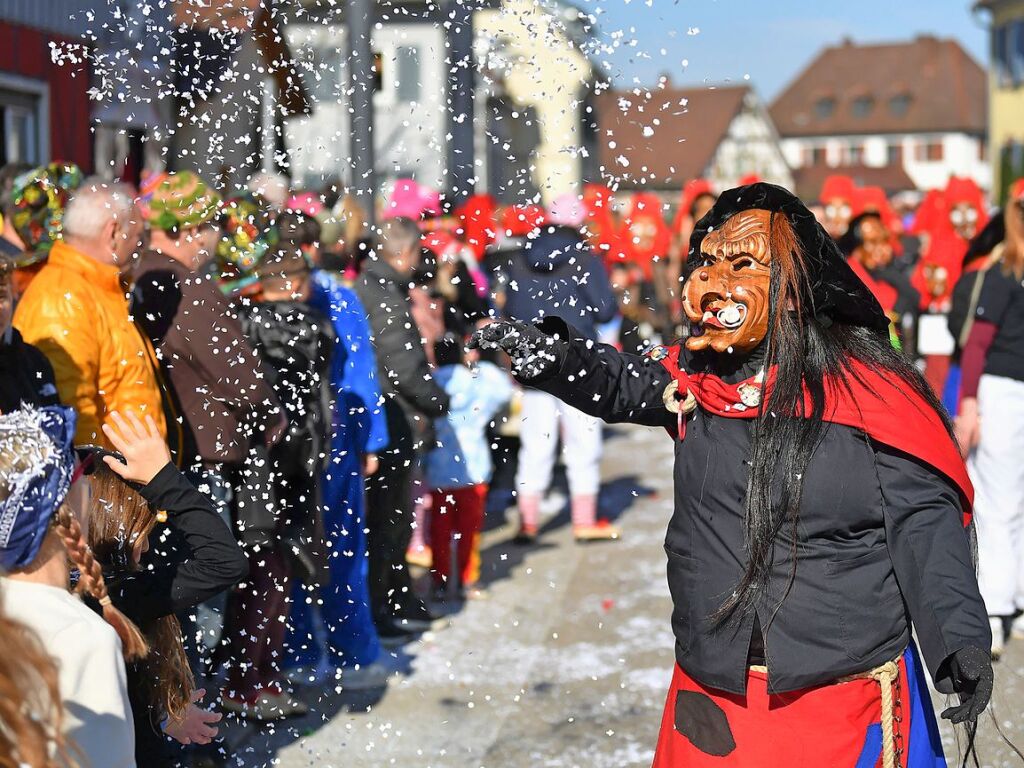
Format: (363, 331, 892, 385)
(619, 192, 671, 280)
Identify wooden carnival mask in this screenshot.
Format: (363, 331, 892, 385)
(683, 209, 773, 355)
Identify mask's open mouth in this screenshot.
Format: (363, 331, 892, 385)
(698, 302, 746, 331)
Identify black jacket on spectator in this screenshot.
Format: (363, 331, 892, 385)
(521, 318, 989, 696)
(102, 463, 249, 767)
(238, 300, 332, 580)
(0, 326, 60, 412)
(354, 259, 449, 453)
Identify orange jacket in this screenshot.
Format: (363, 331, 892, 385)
(14, 241, 167, 446)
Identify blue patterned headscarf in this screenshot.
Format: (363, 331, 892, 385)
(0, 407, 77, 571)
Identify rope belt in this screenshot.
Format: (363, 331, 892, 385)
(839, 659, 902, 768)
(748, 659, 903, 768)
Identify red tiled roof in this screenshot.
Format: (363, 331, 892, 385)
(596, 84, 749, 190)
(791, 164, 917, 202)
(770, 36, 986, 138)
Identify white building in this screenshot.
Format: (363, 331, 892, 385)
(770, 36, 989, 196)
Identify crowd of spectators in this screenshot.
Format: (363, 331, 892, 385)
(1, 160, 1023, 766)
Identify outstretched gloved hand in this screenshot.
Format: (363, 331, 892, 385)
(941, 646, 993, 724)
(468, 320, 565, 379)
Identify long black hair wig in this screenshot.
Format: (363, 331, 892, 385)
(686, 184, 955, 625)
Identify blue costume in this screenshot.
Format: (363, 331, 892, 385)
(286, 270, 389, 670)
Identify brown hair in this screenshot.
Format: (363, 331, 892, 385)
(0, 608, 72, 767)
(1001, 202, 1024, 280)
(87, 466, 194, 720)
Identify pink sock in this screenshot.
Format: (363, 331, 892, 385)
(518, 494, 541, 531)
(571, 495, 597, 528)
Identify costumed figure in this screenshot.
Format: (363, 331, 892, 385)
(582, 184, 623, 264)
(472, 183, 992, 767)
(285, 264, 393, 686)
(839, 211, 919, 347)
(912, 178, 990, 396)
(819, 173, 856, 240)
(8, 162, 83, 296)
(668, 180, 718, 335)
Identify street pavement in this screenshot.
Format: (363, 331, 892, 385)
(225, 424, 1024, 768)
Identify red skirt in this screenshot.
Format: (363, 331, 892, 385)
(653, 662, 911, 768)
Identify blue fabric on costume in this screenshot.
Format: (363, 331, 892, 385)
(854, 724, 882, 768)
(286, 271, 389, 670)
(904, 642, 946, 768)
(0, 406, 76, 571)
(941, 364, 961, 416)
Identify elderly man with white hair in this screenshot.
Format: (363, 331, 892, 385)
(14, 176, 167, 446)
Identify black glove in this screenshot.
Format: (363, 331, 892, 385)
(468, 320, 565, 379)
(940, 646, 993, 724)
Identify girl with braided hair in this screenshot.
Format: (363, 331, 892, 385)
(0, 406, 136, 767)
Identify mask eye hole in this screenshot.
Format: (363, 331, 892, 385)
(732, 257, 754, 272)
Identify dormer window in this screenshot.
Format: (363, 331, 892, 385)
(888, 94, 912, 117)
(851, 96, 874, 118)
(815, 97, 836, 119)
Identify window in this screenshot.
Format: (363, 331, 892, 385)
(812, 146, 827, 165)
(847, 142, 864, 164)
(815, 97, 836, 119)
(1012, 20, 1024, 86)
(887, 142, 903, 165)
(851, 96, 874, 118)
(995, 23, 1010, 87)
(0, 81, 47, 166)
(395, 46, 420, 102)
(913, 140, 944, 162)
(888, 94, 912, 117)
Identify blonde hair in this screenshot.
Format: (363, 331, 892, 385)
(0, 607, 72, 767)
(87, 466, 194, 720)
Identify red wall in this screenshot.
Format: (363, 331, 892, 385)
(0, 21, 92, 172)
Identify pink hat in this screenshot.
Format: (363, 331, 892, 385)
(547, 192, 586, 229)
(285, 192, 324, 218)
(383, 178, 441, 220)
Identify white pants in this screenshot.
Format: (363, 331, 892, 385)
(516, 390, 602, 497)
(970, 374, 1024, 616)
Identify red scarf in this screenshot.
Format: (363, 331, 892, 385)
(659, 347, 973, 525)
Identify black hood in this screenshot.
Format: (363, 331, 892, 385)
(687, 183, 889, 333)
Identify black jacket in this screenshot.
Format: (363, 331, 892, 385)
(525, 319, 989, 695)
(104, 463, 249, 767)
(354, 259, 449, 452)
(238, 300, 332, 580)
(0, 327, 60, 412)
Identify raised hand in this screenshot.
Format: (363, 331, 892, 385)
(100, 410, 172, 485)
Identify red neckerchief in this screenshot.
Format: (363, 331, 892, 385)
(659, 346, 973, 526)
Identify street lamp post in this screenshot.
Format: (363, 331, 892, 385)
(348, 0, 376, 225)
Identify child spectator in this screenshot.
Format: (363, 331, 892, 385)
(87, 410, 247, 765)
(424, 335, 513, 597)
(0, 406, 137, 767)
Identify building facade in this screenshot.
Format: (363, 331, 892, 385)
(975, 0, 1024, 201)
(770, 36, 989, 196)
(0, 0, 94, 169)
(596, 82, 792, 201)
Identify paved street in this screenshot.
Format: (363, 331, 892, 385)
(227, 424, 1024, 768)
